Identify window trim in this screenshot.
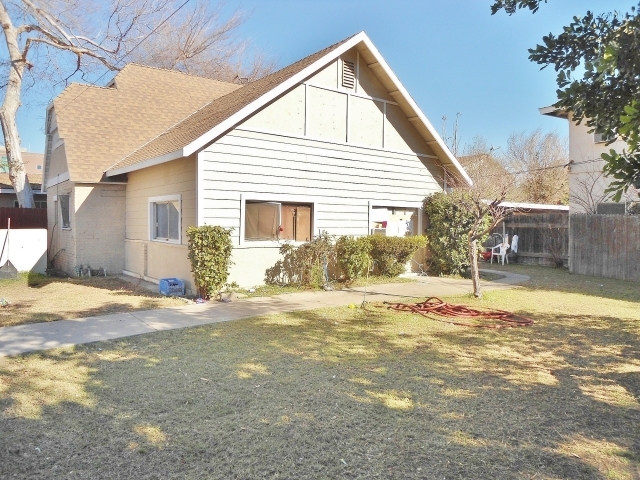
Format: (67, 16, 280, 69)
(239, 193, 317, 246)
(148, 194, 182, 244)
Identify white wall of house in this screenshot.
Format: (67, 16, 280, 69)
(567, 116, 633, 213)
(0, 228, 47, 274)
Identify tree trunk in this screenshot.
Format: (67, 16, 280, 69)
(0, 1, 34, 208)
(469, 237, 482, 298)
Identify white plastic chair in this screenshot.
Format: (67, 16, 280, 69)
(491, 243, 509, 265)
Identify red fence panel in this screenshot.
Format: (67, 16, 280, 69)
(0, 207, 47, 229)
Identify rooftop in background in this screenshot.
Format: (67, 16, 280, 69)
(0, 147, 44, 175)
(499, 201, 569, 211)
(0, 173, 43, 192)
(539, 106, 568, 119)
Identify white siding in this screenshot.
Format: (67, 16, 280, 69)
(199, 129, 442, 245)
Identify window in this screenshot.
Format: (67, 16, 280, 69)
(59, 194, 70, 229)
(37, 165, 42, 170)
(594, 129, 616, 143)
(0, 156, 7, 173)
(149, 195, 181, 243)
(371, 206, 419, 237)
(245, 201, 312, 242)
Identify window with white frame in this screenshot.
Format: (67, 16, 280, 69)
(245, 201, 312, 242)
(59, 194, 71, 229)
(371, 206, 419, 237)
(149, 195, 181, 243)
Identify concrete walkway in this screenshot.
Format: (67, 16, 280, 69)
(0, 269, 528, 357)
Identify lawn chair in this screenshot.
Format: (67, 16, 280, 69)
(491, 242, 509, 265)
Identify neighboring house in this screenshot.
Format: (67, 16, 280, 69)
(540, 107, 638, 214)
(0, 147, 44, 175)
(0, 173, 46, 209)
(0, 150, 46, 208)
(44, 32, 471, 289)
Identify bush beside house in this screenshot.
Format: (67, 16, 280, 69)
(266, 234, 427, 287)
(186, 226, 234, 299)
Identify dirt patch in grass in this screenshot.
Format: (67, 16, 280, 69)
(0, 274, 184, 327)
(1, 268, 638, 479)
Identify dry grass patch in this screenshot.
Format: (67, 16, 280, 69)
(0, 266, 639, 478)
(0, 274, 184, 327)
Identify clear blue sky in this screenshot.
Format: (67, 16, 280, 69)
(18, 0, 633, 154)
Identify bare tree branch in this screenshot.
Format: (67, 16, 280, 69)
(0, 0, 275, 207)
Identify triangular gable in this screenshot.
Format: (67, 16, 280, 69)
(106, 32, 472, 186)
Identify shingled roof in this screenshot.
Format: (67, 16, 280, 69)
(108, 34, 357, 173)
(0, 173, 42, 191)
(51, 64, 242, 183)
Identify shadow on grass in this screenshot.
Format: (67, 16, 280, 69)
(1, 304, 638, 478)
(25, 273, 163, 298)
(491, 263, 640, 303)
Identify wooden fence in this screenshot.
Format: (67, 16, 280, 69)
(0, 207, 47, 229)
(490, 212, 569, 266)
(570, 214, 640, 281)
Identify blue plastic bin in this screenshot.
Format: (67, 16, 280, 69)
(159, 277, 185, 296)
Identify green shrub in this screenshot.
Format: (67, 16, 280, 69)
(336, 236, 372, 282)
(265, 232, 335, 287)
(422, 191, 489, 275)
(369, 235, 427, 277)
(186, 225, 234, 299)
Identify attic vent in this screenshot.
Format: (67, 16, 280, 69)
(342, 60, 355, 89)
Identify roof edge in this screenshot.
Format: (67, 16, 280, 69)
(106, 149, 184, 176)
(358, 36, 473, 187)
(539, 106, 568, 119)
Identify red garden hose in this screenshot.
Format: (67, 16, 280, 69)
(384, 297, 534, 329)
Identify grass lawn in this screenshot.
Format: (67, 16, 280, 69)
(0, 274, 185, 327)
(0, 265, 639, 478)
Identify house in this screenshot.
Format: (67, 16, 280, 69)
(0, 174, 46, 209)
(0, 149, 46, 208)
(44, 32, 471, 289)
(539, 107, 638, 213)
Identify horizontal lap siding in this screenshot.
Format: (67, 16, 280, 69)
(200, 130, 441, 237)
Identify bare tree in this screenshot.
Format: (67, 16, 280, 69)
(448, 151, 519, 297)
(441, 112, 461, 157)
(0, 0, 273, 207)
(570, 169, 613, 214)
(500, 129, 569, 205)
(127, 2, 276, 82)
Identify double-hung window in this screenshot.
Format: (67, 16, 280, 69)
(149, 195, 181, 243)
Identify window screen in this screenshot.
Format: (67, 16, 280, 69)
(153, 201, 180, 241)
(245, 202, 279, 241)
(59, 194, 70, 229)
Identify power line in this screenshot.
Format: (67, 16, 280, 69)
(54, 0, 192, 114)
(464, 157, 604, 179)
